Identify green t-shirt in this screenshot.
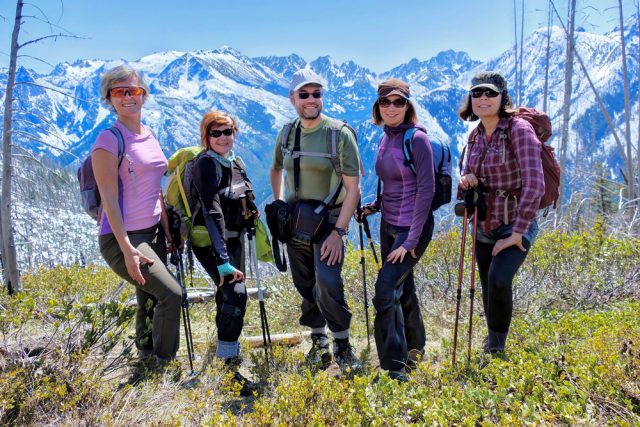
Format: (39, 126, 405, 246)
(272, 116, 361, 204)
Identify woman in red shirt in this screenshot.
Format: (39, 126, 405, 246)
(458, 72, 544, 355)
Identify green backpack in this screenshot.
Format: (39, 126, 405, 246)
(165, 146, 213, 248)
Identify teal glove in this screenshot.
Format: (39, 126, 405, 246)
(217, 262, 236, 277)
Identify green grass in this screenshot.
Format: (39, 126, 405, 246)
(0, 222, 639, 425)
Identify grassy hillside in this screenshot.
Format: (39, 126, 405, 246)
(1, 222, 639, 425)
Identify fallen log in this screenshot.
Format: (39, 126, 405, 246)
(243, 331, 310, 348)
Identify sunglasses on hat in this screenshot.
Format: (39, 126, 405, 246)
(470, 89, 501, 98)
(109, 86, 146, 98)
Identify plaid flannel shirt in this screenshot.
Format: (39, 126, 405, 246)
(462, 117, 545, 234)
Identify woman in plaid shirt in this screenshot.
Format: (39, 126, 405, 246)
(457, 72, 544, 355)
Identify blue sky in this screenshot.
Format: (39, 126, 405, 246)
(0, 0, 634, 74)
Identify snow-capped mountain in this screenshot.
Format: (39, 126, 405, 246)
(1, 17, 638, 269)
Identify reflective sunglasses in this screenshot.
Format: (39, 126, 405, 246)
(109, 86, 146, 98)
(470, 89, 501, 98)
(379, 97, 408, 108)
(297, 91, 323, 99)
(207, 128, 234, 138)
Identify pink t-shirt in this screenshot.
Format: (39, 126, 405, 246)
(91, 121, 167, 235)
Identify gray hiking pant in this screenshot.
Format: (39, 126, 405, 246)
(99, 224, 182, 360)
(286, 229, 352, 338)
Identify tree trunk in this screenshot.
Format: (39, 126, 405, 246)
(543, 0, 553, 112)
(618, 0, 636, 206)
(513, 0, 519, 105)
(557, 0, 576, 218)
(1, 0, 24, 294)
(637, 6, 640, 217)
(519, 0, 525, 106)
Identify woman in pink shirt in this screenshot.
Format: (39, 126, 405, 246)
(92, 65, 181, 369)
(458, 72, 544, 356)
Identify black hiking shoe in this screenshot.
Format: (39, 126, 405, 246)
(224, 357, 257, 396)
(306, 334, 332, 370)
(333, 339, 362, 375)
(232, 371, 258, 397)
(406, 349, 424, 372)
(389, 369, 409, 383)
(124, 356, 181, 386)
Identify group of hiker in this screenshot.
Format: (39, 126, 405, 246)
(88, 63, 546, 389)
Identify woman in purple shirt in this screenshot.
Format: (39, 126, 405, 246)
(458, 72, 544, 356)
(366, 79, 435, 382)
(92, 65, 182, 368)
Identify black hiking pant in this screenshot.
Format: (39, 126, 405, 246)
(193, 234, 248, 344)
(286, 230, 352, 339)
(475, 222, 535, 334)
(373, 214, 433, 372)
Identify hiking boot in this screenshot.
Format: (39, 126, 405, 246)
(333, 339, 362, 375)
(232, 371, 258, 397)
(406, 349, 424, 372)
(125, 356, 181, 386)
(224, 357, 257, 397)
(306, 334, 332, 370)
(388, 369, 409, 383)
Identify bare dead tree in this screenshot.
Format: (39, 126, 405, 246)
(637, 2, 640, 207)
(551, 2, 627, 163)
(519, 0, 525, 106)
(557, 0, 577, 218)
(2, 0, 25, 294)
(1, 0, 80, 294)
(618, 0, 636, 205)
(543, 0, 554, 112)
(513, 0, 520, 105)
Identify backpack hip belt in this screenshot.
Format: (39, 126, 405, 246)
(484, 189, 519, 234)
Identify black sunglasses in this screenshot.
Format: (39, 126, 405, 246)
(208, 128, 234, 137)
(297, 91, 323, 99)
(470, 89, 501, 98)
(379, 97, 408, 108)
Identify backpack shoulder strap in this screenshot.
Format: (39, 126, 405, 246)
(107, 127, 126, 168)
(108, 126, 137, 196)
(326, 119, 352, 178)
(280, 120, 297, 158)
(459, 127, 481, 175)
(403, 128, 418, 176)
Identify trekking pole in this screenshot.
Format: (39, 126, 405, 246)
(452, 207, 469, 366)
(172, 248, 195, 375)
(361, 215, 381, 271)
(248, 225, 271, 353)
(466, 207, 479, 363)
(186, 240, 195, 288)
(356, 207, 371, 347)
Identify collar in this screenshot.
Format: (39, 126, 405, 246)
(206, 149, 235, 167)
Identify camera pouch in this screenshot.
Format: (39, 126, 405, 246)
(292, 200, 331, 244)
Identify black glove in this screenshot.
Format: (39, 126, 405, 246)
(463, 182, 487, 220)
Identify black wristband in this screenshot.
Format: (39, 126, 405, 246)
(333, 226, 347, 237)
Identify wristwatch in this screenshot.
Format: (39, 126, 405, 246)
(333, 226, 348, 237)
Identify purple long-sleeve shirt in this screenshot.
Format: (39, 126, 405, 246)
(376, 123, 435, 250)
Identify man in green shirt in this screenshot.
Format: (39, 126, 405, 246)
(270, 68, 362, 374)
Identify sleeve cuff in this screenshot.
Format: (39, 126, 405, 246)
(512, 218, 530, 235)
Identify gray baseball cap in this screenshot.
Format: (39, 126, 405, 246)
(289, 68, 325, 92)
(470, 72, 507, 93)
